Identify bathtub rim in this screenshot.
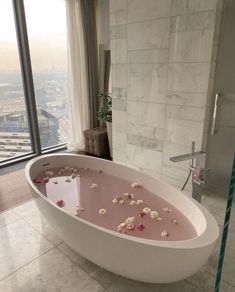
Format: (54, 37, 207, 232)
(25, 153, 219, 250)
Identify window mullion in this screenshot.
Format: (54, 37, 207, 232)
(12, 0, 41, 156)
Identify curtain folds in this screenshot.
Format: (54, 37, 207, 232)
(66, 0, 90, 151)
(80, 0, 99, 128)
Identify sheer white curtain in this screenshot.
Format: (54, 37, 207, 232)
(66, 0, 90, 151)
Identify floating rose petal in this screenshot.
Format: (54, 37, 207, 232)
(125, 217, 136, 224)
(126, 223, 135, 231)
(112, 198, 118, 204)
(124, 193, 129, 199)
(143, 207, 151, 214)
(136, 199, 144, 205)
(138, 211, 146, 218)
(56, 200, 65, 208)
(137, 224, 145, 231)
(129, 200, 137, 206)
(119, 199, 125, 204)
(131, 182, 142, 188)
(91, 183, 98, 189)
(171, 219, 178, 225)
(161, 230, 169, 237)
(150, 211, 159, 219)
(119, 222, 127, 228)
(117, 225, 126, 233)
(163, 207, 172, 213)
(45, 171, 54, 176)
(42, 177, 49, 183)
(99, 208, 107, 215)
(157, 217, 163, 221)
(33, 178, 41, 184)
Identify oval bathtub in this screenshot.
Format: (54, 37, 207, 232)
(25, 154, 219, 283)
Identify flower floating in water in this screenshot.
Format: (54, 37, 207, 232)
(138, 211, 146, 218)
(150, 211, 159, 219)
(45, 171, 54, 176)
(124, 192, 129, 200)
(125, 217, 136, 224)
(126, 223, 135, 231)
(131, 182, 142, 188)
(91, 183, 98, 189)
(137, 224, 145, 231)
(112, 198, 118, 204)
(129, 200, 137, 206)
(76, 206, 85, 216)
(58, 169, 64, 175)
(99, 208, 107, 215)
(119, 199, 125, 204)
(163, 207, 172, 213)
(143, 207, 151, 214)
(171, 219, 178, 225)
(117, 224, 126, 234)
(136, 199, 144, 205)
(33, 178, 41, 184)
(56, 200, 65, 208)
(42, 177, 49, 183)
(161, 230, 169, 237)
(65, 178, 71, 183)
(73, 169, 78, 173)
(156, 217, 163, 221)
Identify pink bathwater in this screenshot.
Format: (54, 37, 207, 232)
(35, 167, 197, 241)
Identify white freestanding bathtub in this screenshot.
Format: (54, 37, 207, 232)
(25, 154, 219, 283)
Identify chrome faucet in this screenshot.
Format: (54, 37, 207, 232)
(169, 141, 206, 202)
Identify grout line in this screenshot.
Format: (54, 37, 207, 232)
(0, 246, 56, 282)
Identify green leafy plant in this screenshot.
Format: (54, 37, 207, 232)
(97, 92, 112, 123)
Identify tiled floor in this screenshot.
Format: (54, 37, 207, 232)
(0, 178, 234, 291)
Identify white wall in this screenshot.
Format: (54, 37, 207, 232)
(110, 0, 223, 191)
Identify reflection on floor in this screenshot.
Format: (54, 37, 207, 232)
(0, 172, 234, 291)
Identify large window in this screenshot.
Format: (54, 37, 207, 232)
(0, 0, 68, 163)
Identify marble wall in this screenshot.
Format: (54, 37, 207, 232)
(110, 0, 223, 191)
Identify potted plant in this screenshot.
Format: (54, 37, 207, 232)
(97, 92, 112, 157)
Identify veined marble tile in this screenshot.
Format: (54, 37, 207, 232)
(127, 0, 171, 23)
(171, 0, 188, 16)
(188, 0, 218, 13)
(112, 110, 127, 133)
(188, 11, 216, 30)
(58, 243, 119, 288)
(128, 123, 165, 140)
(128, 76, 167, 104)
(167, 63, 210, 93)
(0, 210, 20, 228)
(111, 39, 127, 64)
(113, 149, 127, 164)
(128, 49, 168, 64)
(127, 134, 163, 151)
(171, 15, 188, 32)
(128, 63, 168, 77)
(162, 165, 189, 181)
(112, 98, 127, 111)
(166, 118, 204, 146)
(110, 11, 127, 26)
(127, 101, 165, 128)
(127, 18, 170, 50)
(0, 219, 53, 280)
(166, 91, 207, 107)
(112, 87, 127, 99)
(111, 65, 127, 88)
(110, 24, 126, 39)
(14, 201, 62, 246)
(0, 248, 104, 292)
(166, 105, 205, 122)
(113, 131, 127, 152)
(110, 0, 127, 13)
(126, 144, 163, 172)
(169, 29, 214, 62)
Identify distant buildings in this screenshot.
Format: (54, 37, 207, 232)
(0, 109, 59, 161)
